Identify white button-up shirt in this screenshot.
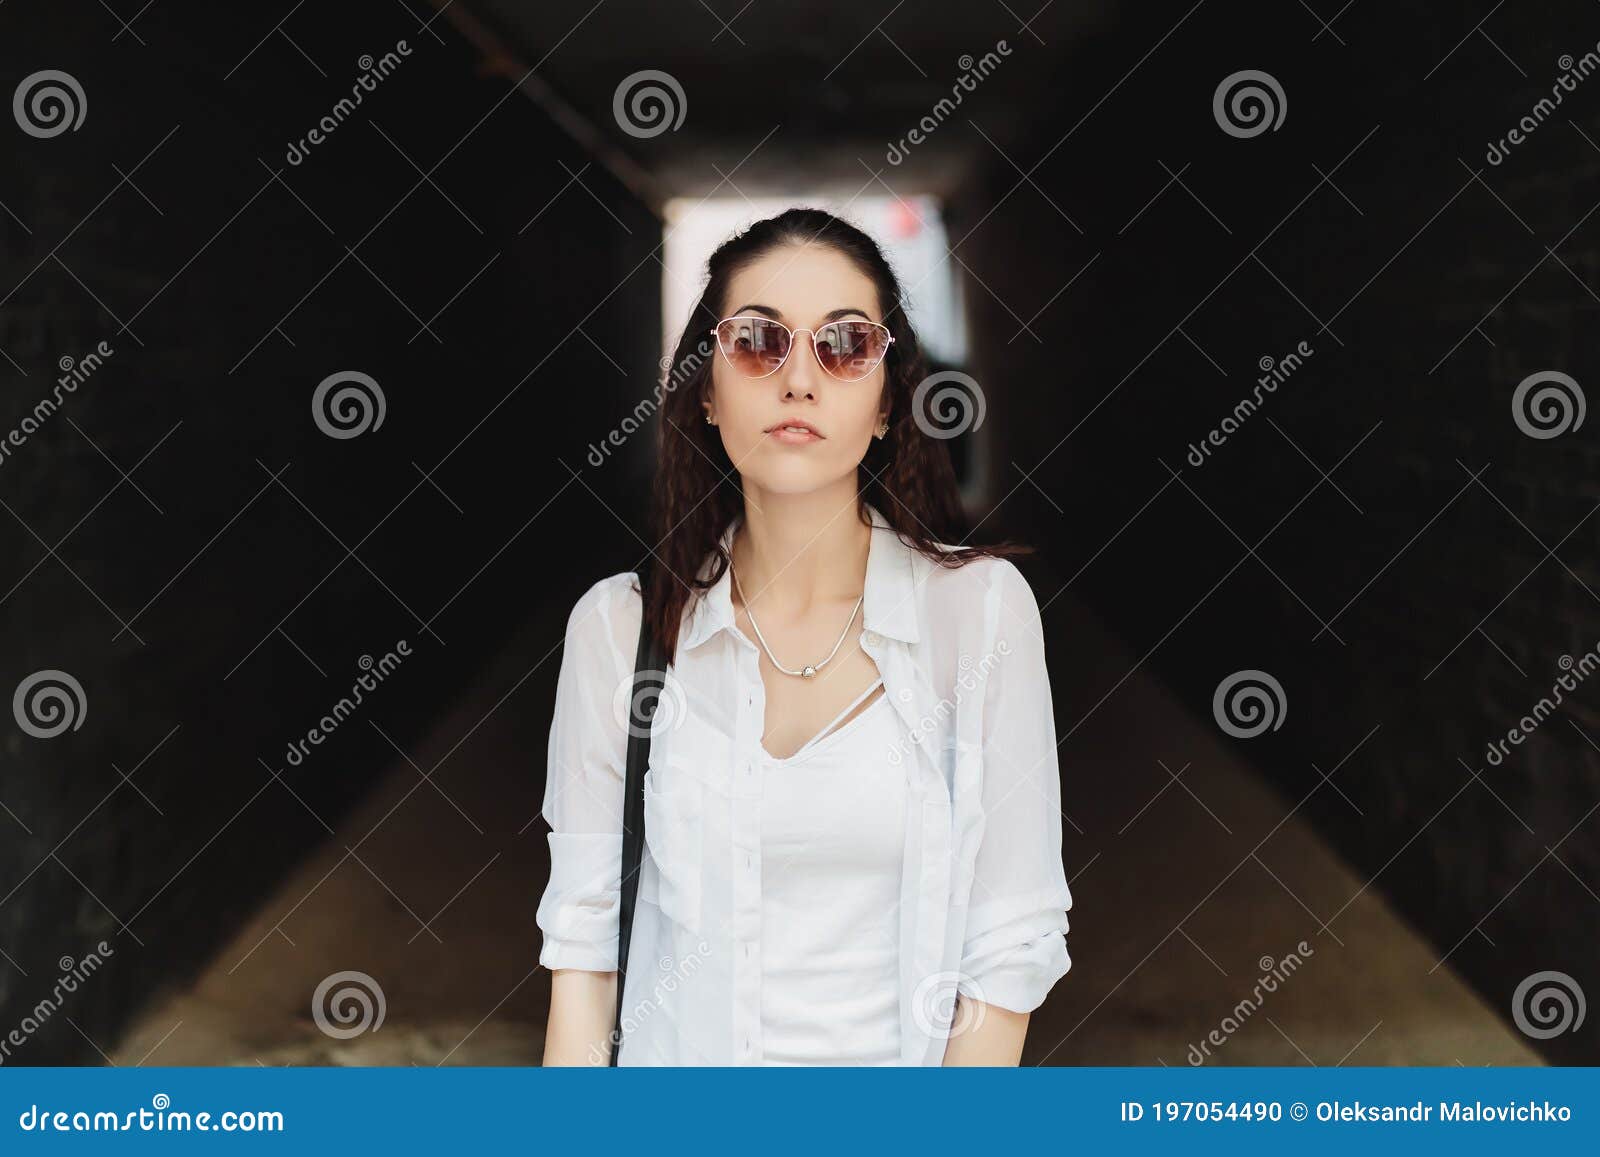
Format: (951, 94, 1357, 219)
(536, 503, 1073, 1065)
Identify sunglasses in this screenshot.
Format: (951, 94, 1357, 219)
(709, 314, 894, 383)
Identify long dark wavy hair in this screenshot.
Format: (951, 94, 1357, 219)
(641, 206, 1032, 662)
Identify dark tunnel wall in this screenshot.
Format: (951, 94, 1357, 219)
(952, 1, 1599, 1061)
(0, 2, 659, 1061)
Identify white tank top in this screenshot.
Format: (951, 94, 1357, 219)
(758, 677, 906, 1065)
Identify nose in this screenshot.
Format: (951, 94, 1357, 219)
(780, 329, 823, 398)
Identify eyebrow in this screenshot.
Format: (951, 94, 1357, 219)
(729, 303, 874, 324)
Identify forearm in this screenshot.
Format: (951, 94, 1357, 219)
(940, 996, 1029, 1066)
(542, 968, 619, 1065)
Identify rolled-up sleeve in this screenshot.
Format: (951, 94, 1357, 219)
(956, 560, 1073, 1014)
(535, 573, 637, 973)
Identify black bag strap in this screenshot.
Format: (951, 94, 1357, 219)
(610, 577, 663, 1065)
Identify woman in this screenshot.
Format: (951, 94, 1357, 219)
(537, 207, 1072, 1066)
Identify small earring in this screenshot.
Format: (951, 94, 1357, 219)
(705, 414, 716, 426)
(874, 420, 888, 439)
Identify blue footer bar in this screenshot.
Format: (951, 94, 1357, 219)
(1, 1066, 1594, 1153)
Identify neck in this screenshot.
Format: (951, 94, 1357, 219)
(730, 482, 870, 619)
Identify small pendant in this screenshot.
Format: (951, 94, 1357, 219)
(800, 665, 817, 678)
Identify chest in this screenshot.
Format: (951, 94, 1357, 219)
(753, 639, 885, 761)
(760, 694, 907, 869)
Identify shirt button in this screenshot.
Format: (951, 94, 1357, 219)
(863, 630, 880, 648)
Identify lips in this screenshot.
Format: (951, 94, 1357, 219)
(766, 421, 823, 444)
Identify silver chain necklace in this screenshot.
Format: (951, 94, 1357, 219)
(729, 561, 864, 679)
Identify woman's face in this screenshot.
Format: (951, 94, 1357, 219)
(702, 243, 889, 496)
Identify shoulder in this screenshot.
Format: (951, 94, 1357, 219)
(917, 554, 1047, 663)
(567, 569, 641, 622)
(561, 570, 643, 671)
(921, 552, 1041, 622)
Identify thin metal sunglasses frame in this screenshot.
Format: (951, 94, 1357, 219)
(709, 314, 895, 381)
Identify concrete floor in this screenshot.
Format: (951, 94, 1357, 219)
(111, 580, 1541, 1067)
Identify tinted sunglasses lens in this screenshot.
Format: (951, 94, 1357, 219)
(816, 322, 889, 381)
(717, 317, 790, 376)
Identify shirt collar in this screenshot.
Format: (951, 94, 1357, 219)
(680, 502, 921, 651)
